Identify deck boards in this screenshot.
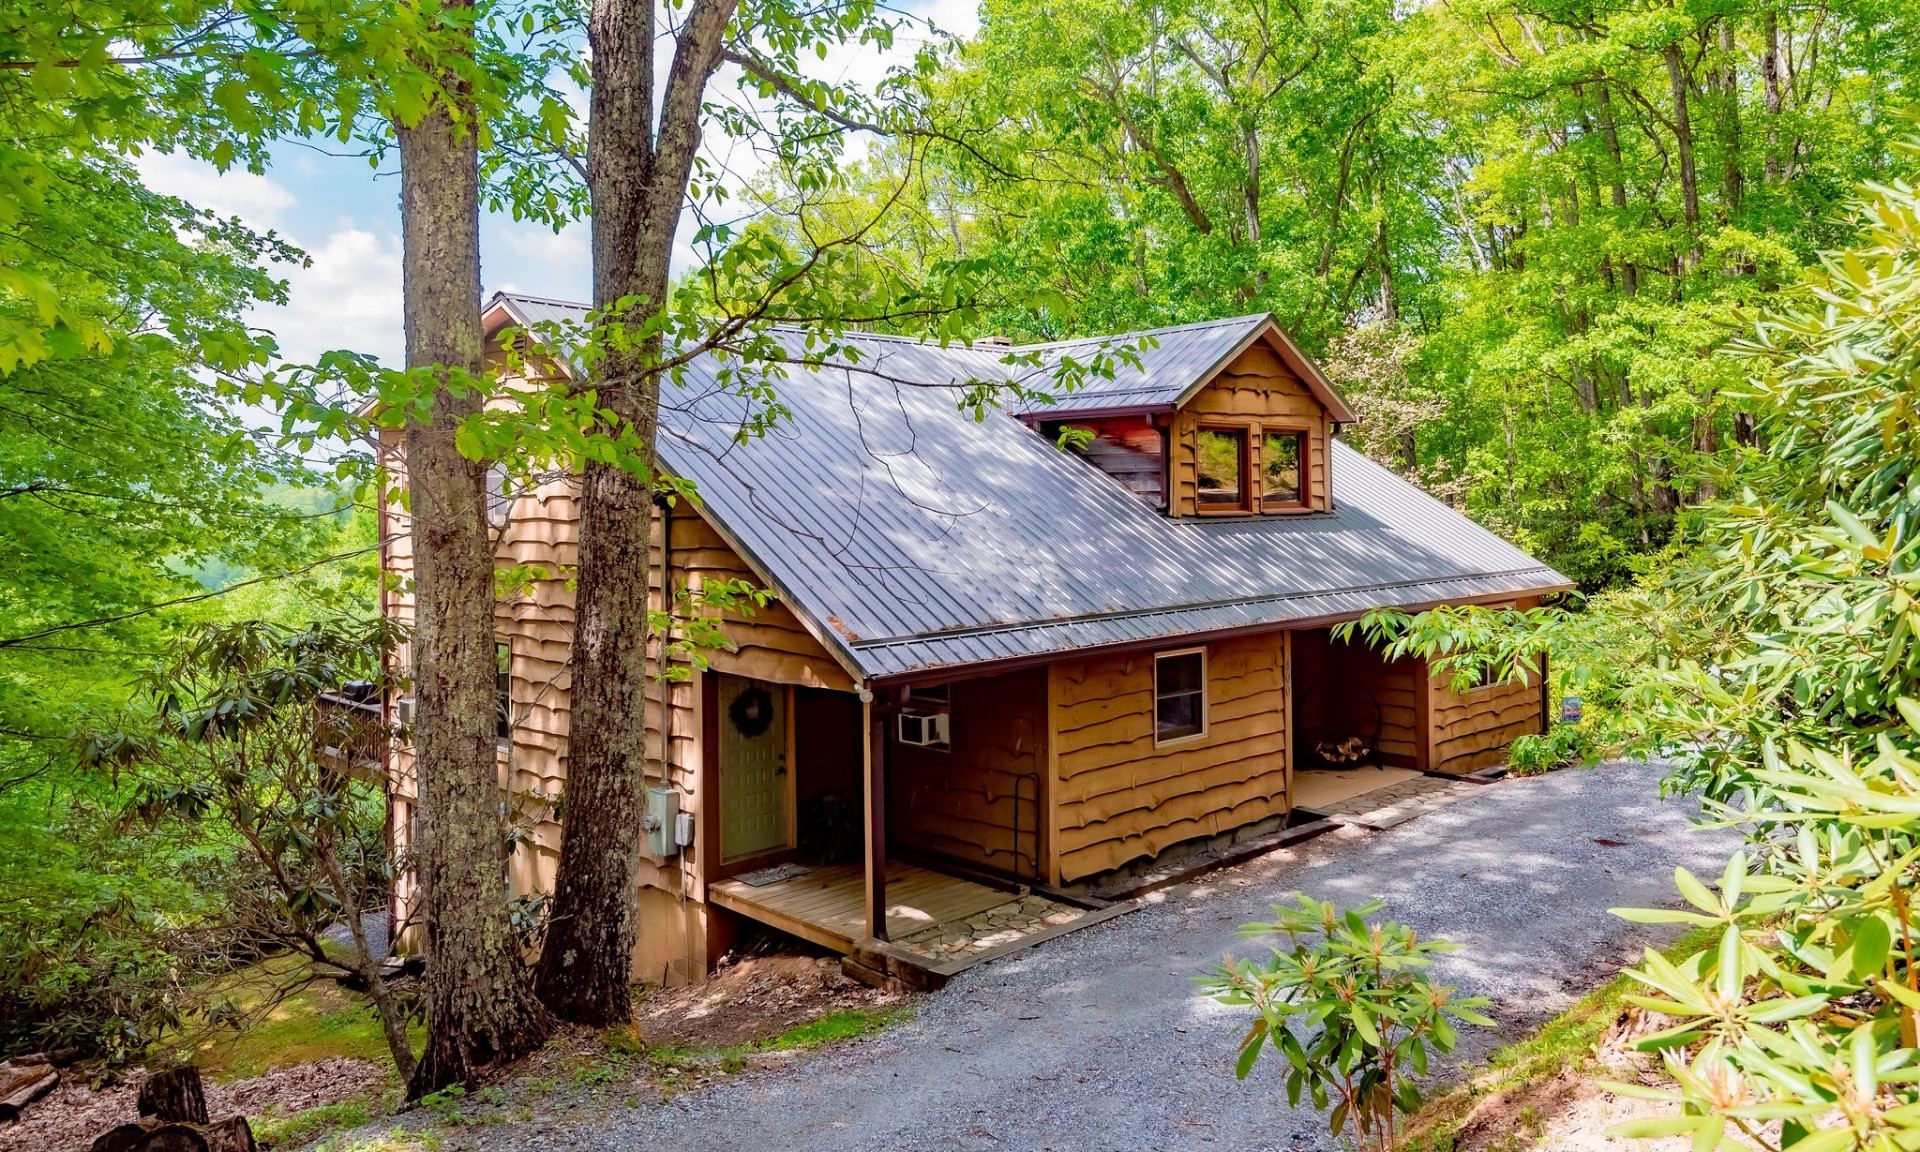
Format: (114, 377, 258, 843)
(711, 862, 1012, 952)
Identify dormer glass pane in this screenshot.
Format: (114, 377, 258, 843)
(1197, 429, 1245, 509)
(1263, 432, 1304, 508)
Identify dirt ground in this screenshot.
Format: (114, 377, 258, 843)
(1, 1058, 391, 1152)
(1437, 1008, 1703, 1151)
(3, 946, 899, 1152)
(633, 951, 901, 1049)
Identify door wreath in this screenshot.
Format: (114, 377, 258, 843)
(728, 684, 776, 737)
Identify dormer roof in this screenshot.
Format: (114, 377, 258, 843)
(1011, 313, 1357, 423)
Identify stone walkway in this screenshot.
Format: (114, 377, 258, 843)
(894, 893, 1089, 960)
(1306, 771, 1486, 827)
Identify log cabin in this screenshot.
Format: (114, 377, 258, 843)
(380, 296, 1573, 987)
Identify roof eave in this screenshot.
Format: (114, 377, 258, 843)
(860, 573, 1577, 688)
(1012, 402, 1175, 424)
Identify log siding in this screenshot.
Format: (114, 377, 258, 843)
(1049, 633, 1289, 882)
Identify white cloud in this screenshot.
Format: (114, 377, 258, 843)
(487, 219, 591, 304)
(134, 151, 297, 232)
(256, 226, 405, 366)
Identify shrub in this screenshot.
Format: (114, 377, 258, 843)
(1505, 725, 1593, 776)
(1197, 895, 1492, 1151)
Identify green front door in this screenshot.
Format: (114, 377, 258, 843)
(718, 674, 787, 860)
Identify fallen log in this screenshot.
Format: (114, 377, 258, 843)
(0, 1066, 57, 1121)
(89, 1116, 255, 1152)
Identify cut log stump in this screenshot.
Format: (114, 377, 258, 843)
(138, 1067, 209, 1125)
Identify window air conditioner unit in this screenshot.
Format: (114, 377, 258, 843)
(896, 710, 950, 748)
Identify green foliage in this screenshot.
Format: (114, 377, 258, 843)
(0, 618, 410, 1069)
(760, 0, 1920, 585)
(1505, 725, 1595, 777)
(1355, 126, 1920, 1150)
(1198, 895, 1493, 1150)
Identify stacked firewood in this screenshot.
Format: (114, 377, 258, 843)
(1314, 736, 1371, 764)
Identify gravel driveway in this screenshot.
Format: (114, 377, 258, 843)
(490, 761, 1735, 1152)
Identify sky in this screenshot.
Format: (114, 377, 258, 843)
(138, 0, 981, 369)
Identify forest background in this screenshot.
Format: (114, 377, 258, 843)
(4, 0, 1918, 1064)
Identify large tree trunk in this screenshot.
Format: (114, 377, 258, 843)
(397, 49, 548, 1094)
(1663, 39, 1702, 267)
(1594, 82, 1637, 297)
(534, 0, 737, 1025)
(1717, 19, 1742, 216)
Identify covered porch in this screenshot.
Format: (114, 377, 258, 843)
(701, 670, 1112, 987)
(710, 860, 1019, 954)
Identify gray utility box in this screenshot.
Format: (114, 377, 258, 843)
(644, 785, 682, 857)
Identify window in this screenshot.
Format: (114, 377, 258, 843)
(1154, 648, 1207, 743)
(496, 642, 512, 740)
(1470, 663, 1509, 691)
(1197, 428, 1247, 510)
(907, 682, 950, 706)
(1262, 431, 1305, 509)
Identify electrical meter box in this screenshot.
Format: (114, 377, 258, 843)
(644, 785, 681, 858)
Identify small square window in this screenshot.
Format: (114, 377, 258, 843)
(1154, 648, 1207, 743)
(907, 682, 950, 706)
(1197, 428, 1247, 510)
(1263, 432, 1305, 508)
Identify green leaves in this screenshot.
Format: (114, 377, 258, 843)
(1199, 897, 1486, 1145)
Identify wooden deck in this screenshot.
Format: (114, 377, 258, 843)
(710, 861, 1014, 954)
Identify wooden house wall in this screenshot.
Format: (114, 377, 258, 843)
(1049, 633, 1289, 883)
(888, 668, 1046, 880)
(1428, 673, 1544, 775)
(1168, 341, 1331, 517)
(382, 455, 855, 923)
(1043, 414, 1165, 508)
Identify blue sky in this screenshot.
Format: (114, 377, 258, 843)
(138, 0, 979, 369)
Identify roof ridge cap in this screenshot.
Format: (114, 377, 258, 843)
(1012, 312, 1271, 354)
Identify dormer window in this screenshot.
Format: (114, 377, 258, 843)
(1262, 431, 1306, 510)
(1197, 427, 1249, 512)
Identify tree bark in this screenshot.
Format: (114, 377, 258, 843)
(1663, 39, 1702, 266)
(137, 1068, 207, 1125)
(1717, 19, 1742, 217)
(1594, 82, 1637, 296)
(396, 37, 548, 1092)
(1762, 10, 1784, 182)
(534, 0, 738, 1026)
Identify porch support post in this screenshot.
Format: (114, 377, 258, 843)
(864, 692, 888, 941)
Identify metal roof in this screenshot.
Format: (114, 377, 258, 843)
(485, 295, 1570, 682)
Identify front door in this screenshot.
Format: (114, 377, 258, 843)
(718, 673, 788, 860)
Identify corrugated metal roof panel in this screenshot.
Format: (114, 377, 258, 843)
(485, 295, 1571, 681)
(1006, 313, 1270, 415)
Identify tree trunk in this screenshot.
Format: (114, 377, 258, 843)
(1716, 20, 1742, 216)
(137, 1068, 207, 1125)
(1762, 10, 1784, 182)
(1594, 82, 1637, 296)
(534, 0, 738, 1026)
(1663, 40, 1702, 267)
(396, 43, 548, 1094)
